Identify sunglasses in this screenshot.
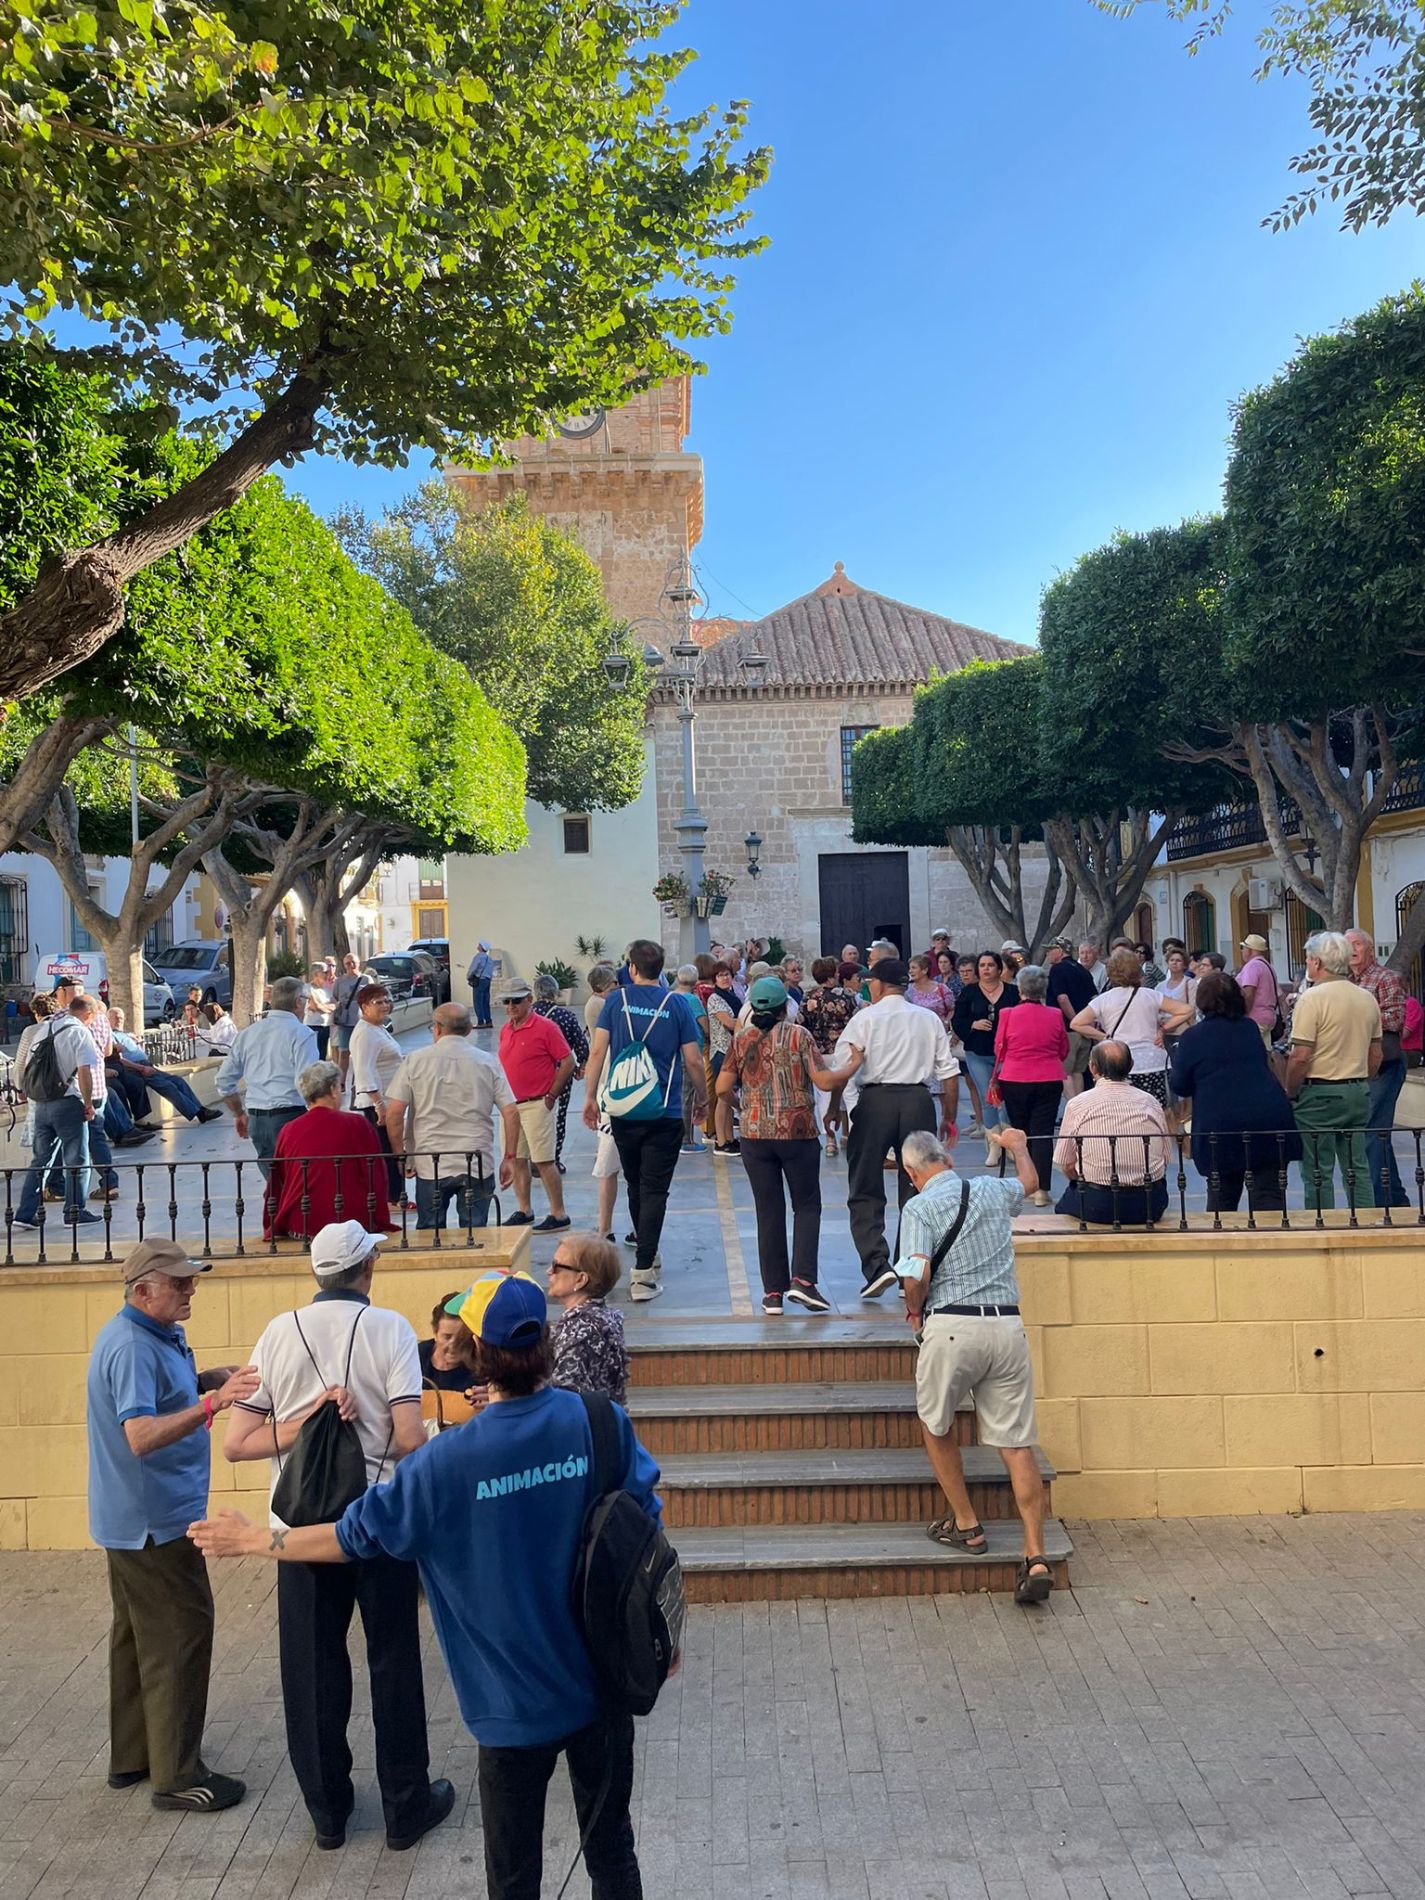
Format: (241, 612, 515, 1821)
(502, 996, 530, 1007)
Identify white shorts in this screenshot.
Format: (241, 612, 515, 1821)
(514, 1098, 556, 1167)
(592, 1128, 621, 1179)
(915, 1314, 1036, 1447)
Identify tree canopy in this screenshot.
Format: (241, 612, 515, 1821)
(0, 0, 770, 698)
(338, 486, 650, 812)
(1096, 1, 1425, 231)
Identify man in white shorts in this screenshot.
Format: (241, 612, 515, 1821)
(897, 1125, 1052, 1607)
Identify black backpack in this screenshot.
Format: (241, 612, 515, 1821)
(271, 1308, 392, 1527)
(571, 1391, 685, 1717)
(23, 1022, 70, 1104)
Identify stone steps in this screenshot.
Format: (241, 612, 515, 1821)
(623, 1319, 1073, 1602)
(657, 1445, 1054, 1528)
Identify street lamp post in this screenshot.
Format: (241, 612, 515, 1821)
(605, 559, 767, 963)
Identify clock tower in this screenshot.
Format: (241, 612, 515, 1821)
(445, 378, 703, 628)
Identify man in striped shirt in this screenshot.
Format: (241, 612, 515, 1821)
(1052, 1041, 1174, 1225)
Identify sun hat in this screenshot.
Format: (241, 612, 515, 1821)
(445, 1271, 547, 1347)
(123, 1238, 212, 1286)
(1240, 934, 1269, 954)
(309, 1220, 384, 1281)
(502, 977, 533, 1000)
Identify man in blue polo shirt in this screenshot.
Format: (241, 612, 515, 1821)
(581, 939, 702, 1304)
(87, 1239, 258, 1811)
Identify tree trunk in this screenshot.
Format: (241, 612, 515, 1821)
(945, 824, 1077, 957)
(227, 911, 270, 1031)
(1044, 807, 1180, 950)
(0, 372, 326, 703)
(0, 713, 114, 857)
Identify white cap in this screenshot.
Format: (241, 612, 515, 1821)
(310, 1220, 384, 1280)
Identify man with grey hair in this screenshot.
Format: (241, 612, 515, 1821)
(1053, 1041, 1174, 1224)
(899, 1124, 1055, 1606)
(1287, 930, 1383, 1210)
(87, 1238, 258, 1811)
(1077, 940, 1106, 993)
(385, 1001, 518, 1232)
(216, 975, 319, 1177)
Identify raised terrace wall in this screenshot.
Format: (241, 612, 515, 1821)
(0, 1223, 1421, 1549)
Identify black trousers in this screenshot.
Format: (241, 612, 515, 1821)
(846, 1083, 936, 1285)
(999, 1079, 1060, 1192)
(610, 1118, 683, 1273)
(1207, 1168, 1288, 1213)
(358, 1104, 404, 1200)
(276, 1554, 430, 1839)
(478, 1713, 642, 1900)
(740, 1137, 822, 1294)
(106, 1534, 214, 1792)
(1055, 1178, 1169, 1226)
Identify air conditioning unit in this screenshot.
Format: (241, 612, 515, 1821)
(1247, 877, 1283, 912)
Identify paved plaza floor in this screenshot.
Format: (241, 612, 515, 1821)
(3, 1514, 1425, 1900)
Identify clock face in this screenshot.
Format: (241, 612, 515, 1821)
(553, 407, 606, 441)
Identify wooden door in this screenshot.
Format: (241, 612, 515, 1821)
(818, 852, 910, 958)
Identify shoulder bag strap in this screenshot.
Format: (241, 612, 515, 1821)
(579, 1389, 620, 1498)
(635, 988, 673, 1045)
(1107, 990, 1139, 1040)
(927, 1178, 972, 1276)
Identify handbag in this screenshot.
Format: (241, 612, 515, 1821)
(270, 1308, 392, 1527)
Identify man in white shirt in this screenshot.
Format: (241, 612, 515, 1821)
(826, 959, 961, 1299)
(14, 1000, 101, 1227)
(220, 1220, 451, 1855)
(384, 1002, 518, 1233)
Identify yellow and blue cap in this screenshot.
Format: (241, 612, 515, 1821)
(445, 1271, 546, 1347)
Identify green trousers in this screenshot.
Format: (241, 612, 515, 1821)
(106, 1533, 215, 1793)
(1293, 1079, 1373, 1212)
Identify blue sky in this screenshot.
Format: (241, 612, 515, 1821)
(284, 0, 1423, 646)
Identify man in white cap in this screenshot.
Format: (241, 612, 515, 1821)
(1236, 933, 1281, 1049)
(87, 1238, 259, 1812)
(219, 1219, 449, 1853)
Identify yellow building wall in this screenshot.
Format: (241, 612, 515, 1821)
(0, 1234, 528, 1550)
(1013, 1226, 1425, 1518)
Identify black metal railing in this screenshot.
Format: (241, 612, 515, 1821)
(1164, 799, 1303, 863)
(0, 1149, 504, 1266)
(1052, 1125, 1422, 1233)
(1382, 760, 1425, 816)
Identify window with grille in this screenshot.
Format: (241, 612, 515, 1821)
(0, 877, 27, 987)
(840, 726, 879, 805)
(562, 814, 591, 854)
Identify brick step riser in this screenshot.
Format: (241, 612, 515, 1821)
(663, 1479, 1051, 1529)
(684, 1557, 1071, 1604)
(631, 1346, 916, 1388)
(638, 1412, 974, 1455)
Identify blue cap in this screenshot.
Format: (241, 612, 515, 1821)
(445, 1271, 547, 1347)
(749, 975, 787, 1010)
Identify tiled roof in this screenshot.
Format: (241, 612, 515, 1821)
(694, 564, 1027, 690)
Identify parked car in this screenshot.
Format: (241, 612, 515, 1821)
(34, 951, 177, 1025)
(364, 952, 438, 1002)
(407, 938, 451, 1001)
(150, 939, 233, 1007)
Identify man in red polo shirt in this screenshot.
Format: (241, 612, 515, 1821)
(497, 979, 576, 1231)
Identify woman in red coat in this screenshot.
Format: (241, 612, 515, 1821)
(264, 1059, 393, 1241)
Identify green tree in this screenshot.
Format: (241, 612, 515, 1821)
(338, 487, 650, 811)
(1096, 1, 1425, 230)
(0, 0, 769, 699)
(851, 659, 1077, 955)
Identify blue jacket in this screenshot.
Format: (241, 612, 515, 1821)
(1169, 1015, 1302, 1176)
(336, 1384, 661, 1746)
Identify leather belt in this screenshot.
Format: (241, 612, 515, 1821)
(1300, 1077, 1367, 1086)
(929, 1302, 1020, 1317)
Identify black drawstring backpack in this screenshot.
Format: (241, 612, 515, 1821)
(271, 1307, 392, 1527)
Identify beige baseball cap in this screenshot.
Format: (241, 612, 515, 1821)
(123, 1238, 212, 1285)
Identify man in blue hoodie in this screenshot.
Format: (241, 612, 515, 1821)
(190, 1270, 661, 1899)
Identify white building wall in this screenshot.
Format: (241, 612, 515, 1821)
(445, 736, 662, 997)
(0, 850, 204, 993)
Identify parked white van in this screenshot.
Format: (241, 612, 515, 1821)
(34, 951, 178, 1025)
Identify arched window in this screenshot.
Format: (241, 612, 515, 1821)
(1183, 890, 1215, 956)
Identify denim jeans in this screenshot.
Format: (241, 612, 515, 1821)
(473, 978, 492, 1025)
(18, 1095, 91, 1221)
(961, 1050, 1003, 1129)
(1365, 1056, 1409, 1206)
(414, 1174, 493, 1231)
(141, 1069, 206, 1120)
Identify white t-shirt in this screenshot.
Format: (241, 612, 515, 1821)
(385, 1035, 515, 1180)
(304, 983, 334, 1029)
(350, 1017, 404, 1104)
(736, 996, 800, 1027)
(238, 1294, 423, 1528)
(1087, 986, 1169, 1074)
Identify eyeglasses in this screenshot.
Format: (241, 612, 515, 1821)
(549, 1259, 575, 1274)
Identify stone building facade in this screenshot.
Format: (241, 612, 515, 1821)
(446, 380, 1042, 986)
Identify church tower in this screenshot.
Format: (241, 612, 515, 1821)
(445, 379, 703, 626)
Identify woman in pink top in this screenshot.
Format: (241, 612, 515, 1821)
(993, 963, 1069, 1203)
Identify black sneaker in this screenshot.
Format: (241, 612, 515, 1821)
(714, 1140, 741, 1156)
(532, 1215, 571, 1233)
(152, 1771, 246, 1813)
(762, 1291, 783, 1315)
(623, 1230, 637, 1247)
(786, 1280, 831, 1313)
(504, 1210, 534, 1226)
(196, 1107, 223, 1124)
(387, 1777, 455, 1852)
(860, 1268, 898, 1300)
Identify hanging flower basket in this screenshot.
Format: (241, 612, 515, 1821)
(698, 870, 734, 919)
(709, 893, 728, 915)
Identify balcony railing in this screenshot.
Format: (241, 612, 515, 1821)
(1382, 760, 1425, 816)
(1164, 800, 1302, 863)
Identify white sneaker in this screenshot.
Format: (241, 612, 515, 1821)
(629, 1271, 663, 1303)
